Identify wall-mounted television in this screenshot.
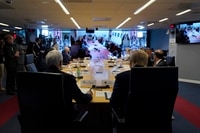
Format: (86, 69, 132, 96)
(176, 21, 200, 44)
(86, 28, 95, 33)
(110, 30, 149, 49)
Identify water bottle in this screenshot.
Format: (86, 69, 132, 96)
(76, 67, 81, 78)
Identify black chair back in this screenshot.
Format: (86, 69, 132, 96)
(166, 56, 175, 66)
(16, 72, 72, 133)
(125, 67, 179, 133)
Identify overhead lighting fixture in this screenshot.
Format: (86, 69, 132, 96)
(41, 25, 48, 28)
(2, 29, 10, 32)
(116, 17, 131, 29)
(134, 0, 156, 15)
(70, 17, 81, 29)
(159, 18, 168, 22)
(176, 9, 191, 16)
(147, 23, 154, 26)
(0, 22, 9, 26)
(55, 0, 70, 15)
(14, 26, 22, 29)
(137, 25, 145, 29)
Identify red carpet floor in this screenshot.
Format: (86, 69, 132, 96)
(174, 96, 200, 129)
(0, 96, 19, 127)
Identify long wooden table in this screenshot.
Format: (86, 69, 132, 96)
(62, 59, 130, 103)
(62, 59, 130, 129)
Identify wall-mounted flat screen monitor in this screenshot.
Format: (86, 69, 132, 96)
(176, 21, 200, 44)
(110, 30, 149, 49)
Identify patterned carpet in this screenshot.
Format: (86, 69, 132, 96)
(0, 82, 200, 133)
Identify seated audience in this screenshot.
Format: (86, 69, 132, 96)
(110, 49, 148, 117)
(153, 49, 168, 66)
(62, 46, 71, 65)
(45, 50, 93, 117)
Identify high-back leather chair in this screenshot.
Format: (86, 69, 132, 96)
(112, 67, 179, 133)
(16, 72, 88, 133)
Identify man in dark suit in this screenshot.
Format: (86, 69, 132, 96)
(153, 49, 168, 66)
(3, 33, 19, 95)
(110, 49, 149, 117)
(45, 49, 93, 118)
(62, 46, 71, 65)
(33, 38, 43, 71)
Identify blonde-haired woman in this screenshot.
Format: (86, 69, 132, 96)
(110, 49, 148, 117)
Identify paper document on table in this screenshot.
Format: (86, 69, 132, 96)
(80, 80, 96, 87)
(96, 90, 112, 99)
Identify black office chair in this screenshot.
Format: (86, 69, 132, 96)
(25, 54, 38, 72)
(165, 56, 175, 66)
(16, 72, 88, 133)
(112, 67, 179, 133)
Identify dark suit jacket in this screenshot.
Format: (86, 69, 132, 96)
(110, 70, 130, 117)
(46, 66, 92, 104)
(3, 42, 18, 69)
(156, 59, 168, 66)
(110, 65, 144, 117)
(62, 51, 71, 65)
(45, 66, 93, 120)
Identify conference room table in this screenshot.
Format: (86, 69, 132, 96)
(62, 58, 130, 102)
(61, 58, 130, 129)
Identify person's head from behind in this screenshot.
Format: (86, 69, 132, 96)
(129, 49, 148, 68)
(154, 49, 165, 61)
(46, 50, 63, 70)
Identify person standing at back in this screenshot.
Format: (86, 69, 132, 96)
(15, 36, 26, 72)
(110, 49, 148, 117)
(33, 38, 42, 59)
(33, 38, 43, 71)
(3, 33, 19, 95)
(0, 36, 5, 91)
(153, 49, 168, 66)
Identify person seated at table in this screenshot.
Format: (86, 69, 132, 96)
(45, 49, 93, 117)
(109, 49, 148, 117)
(153, 49, 167, 66)
(62, 46, 71, 65)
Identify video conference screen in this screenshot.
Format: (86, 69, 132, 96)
(176, 21, 200, 44)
